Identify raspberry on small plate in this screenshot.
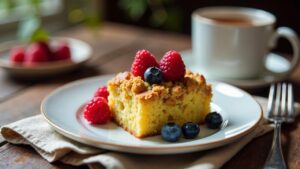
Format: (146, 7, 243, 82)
(0, 37, 92, 78)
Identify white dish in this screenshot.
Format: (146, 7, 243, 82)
(41, 74, 262, 154)
(0, 37, 92, 78)
(181, 50, 292, 88)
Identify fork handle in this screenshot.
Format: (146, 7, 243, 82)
(264, 122, 287, 169)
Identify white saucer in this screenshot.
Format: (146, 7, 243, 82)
(181, 50, 292, 88)
(41, 75, 262, 154)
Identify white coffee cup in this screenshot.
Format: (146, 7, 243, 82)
(192, 7, 300, 79)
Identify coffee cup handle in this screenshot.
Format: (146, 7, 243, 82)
(269, 27, 300, 74)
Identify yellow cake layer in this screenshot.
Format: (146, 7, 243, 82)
(107, 70, 212, 138)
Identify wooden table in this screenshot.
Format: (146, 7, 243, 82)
(0, 22, 300, 169)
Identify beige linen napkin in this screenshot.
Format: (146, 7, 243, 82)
(1, 96, 299, 169)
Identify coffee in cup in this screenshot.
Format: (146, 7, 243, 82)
(192, 7, 300, 79)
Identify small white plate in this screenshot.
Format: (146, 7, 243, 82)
(181, 50, 291, 89)
(0, 37, 92, 78)
(41, 75, 262, 155)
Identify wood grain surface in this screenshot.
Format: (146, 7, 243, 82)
(0, 22, 300, 169)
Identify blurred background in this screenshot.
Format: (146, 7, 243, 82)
(0, 0, 299, 53)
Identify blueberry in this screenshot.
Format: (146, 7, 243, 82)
(182, 122, 200, 139)
(161, 122, 181, 142)
(205, 112, 223, 129)
(144, 67, 163, 84)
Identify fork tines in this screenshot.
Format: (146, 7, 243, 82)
(267, 83, 295, 122)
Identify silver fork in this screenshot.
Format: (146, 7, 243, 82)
(264, 83, 295, 169)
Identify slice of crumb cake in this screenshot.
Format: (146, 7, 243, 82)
(107, 70, 212, 138)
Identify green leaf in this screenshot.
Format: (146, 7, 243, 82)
(30, 28, 49, 42)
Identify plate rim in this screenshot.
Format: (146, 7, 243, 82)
(41, 74, 263, 153)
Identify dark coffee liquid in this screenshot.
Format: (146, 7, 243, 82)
(206, 16, 254, 26)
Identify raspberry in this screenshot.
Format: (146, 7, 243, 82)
(10, 47, 25, 64)
(83, 97, 111, 124)
(131, 49, 159, 78)
(37, 41, 53, 60)
(159, 50, 185, 81)
(53, 42, 71, 61)
(94, 86, 109, 101)
(25, 42, 49, 65)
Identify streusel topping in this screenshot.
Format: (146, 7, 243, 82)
(108, 70, 211, 101)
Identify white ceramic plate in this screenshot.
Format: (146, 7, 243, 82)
(181, 49, 292, 89)
(41, 75, 262, 155)
(0, 37, 92, 78)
